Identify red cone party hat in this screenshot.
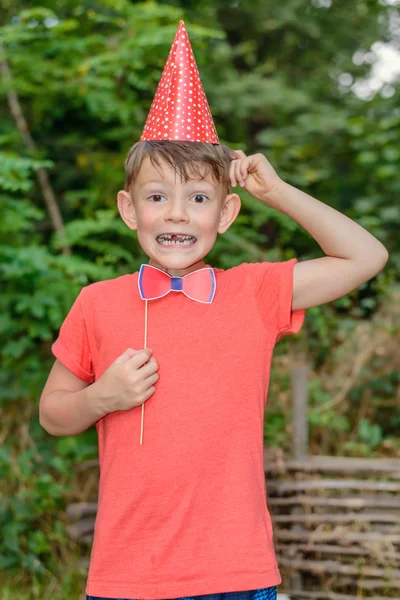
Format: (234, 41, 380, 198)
(140, 21, 219, 144)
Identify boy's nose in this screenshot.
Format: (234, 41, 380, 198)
(164, 199, 189, 222)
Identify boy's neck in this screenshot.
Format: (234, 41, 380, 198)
(147, 258, 209, 277)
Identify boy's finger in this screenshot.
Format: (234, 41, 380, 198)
(114, 347, 138, 364)
(130, 349, 153, 369)
(229, 162, 237, 187)
(240, 159, 249, 183)
(230, 149, 246, 160)
(235, 160, 245, 186)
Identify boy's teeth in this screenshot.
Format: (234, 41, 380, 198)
(158, 238, 196, 246)
(157, 234, 196, 246)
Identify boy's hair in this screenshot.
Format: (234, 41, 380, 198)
(124, 140, 233, 195)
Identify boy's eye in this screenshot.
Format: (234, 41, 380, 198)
(192, 194, 208, 203)
(148, 193, 208, 203)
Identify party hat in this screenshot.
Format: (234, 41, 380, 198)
(140, 21, 219, 144)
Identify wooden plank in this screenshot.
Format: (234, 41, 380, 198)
(66, 502, 97, 520)
(372, 524, 400, 533)
(275, 543, 400, 562)
(264, 454, 400, 475)
(281, 591, 395, 600)
(67, 517, 96, 541)
(275, 530, 400, 543)
(278, 556, 400, 579)
(328, 576, 400, 591)
(266, 478, 400, 492)
(292, 366, 308, 460)
(273, 512, 400, 524)
(268, 494, 400, 509)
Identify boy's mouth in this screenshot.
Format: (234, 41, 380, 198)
(156, 233, 197, 248)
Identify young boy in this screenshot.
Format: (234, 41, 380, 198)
(39, 21, 388, 600)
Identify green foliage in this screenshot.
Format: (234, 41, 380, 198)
(1, 426, 68, 575)
(344, 418, 384, 455)
(0, 0, 399, 593)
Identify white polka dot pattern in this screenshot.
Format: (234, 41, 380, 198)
(140, 20, 219, 144)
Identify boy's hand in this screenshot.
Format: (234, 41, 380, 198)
(95, 348, 159, 414)
(229, 150, 282, 201)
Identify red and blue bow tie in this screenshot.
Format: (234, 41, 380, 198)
(138, 264, 216, 304)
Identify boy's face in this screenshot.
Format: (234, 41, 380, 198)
(118, 156, 240, 277)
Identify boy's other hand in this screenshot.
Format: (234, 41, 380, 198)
(229, 150, 282, 201)
(96, 348, 159, 414)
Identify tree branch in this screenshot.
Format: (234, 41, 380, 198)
(0, 43, 70, 254)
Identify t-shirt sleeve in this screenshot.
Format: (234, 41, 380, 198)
(252, 258, 305, 342)
(51, 288, 95, 383)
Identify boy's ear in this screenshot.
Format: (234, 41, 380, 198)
(117, 190, 138, 231)
(217, 192, 241, 234)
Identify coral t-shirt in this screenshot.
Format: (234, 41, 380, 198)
(51, 259, 305, 599)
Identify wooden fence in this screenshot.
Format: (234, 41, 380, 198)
(266, 366, 400, 599)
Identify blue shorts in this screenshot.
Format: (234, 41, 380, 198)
(86, 588, 277, 600)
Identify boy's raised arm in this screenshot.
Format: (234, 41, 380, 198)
(265, 179, 388, 310)
(229, 151, 389, 311)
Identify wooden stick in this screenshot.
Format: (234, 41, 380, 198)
(273, 512, 400, 524)
(281, 591, 395, 600)
(334, 575, 400, 590)
(264, 451, 400, 474)
(275, 530, 400, 543)
(140, 299, 148, 445)
(268, 493, 400, 509)
(267, 478, 400, 492)
(278, 556, 400, 579)
(292, 365, 308, 459)
(274, 543, 400, 562)
(0, 43, 69, 253)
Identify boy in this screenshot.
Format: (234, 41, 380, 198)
(39, 21, 388, 600)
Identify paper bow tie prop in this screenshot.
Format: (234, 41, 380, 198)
(138, 264, 216, 304)
(140, 20, 219, 144)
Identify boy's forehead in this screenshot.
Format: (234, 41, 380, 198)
(137, 157, 170, 181)
(136, 156, 220, 189)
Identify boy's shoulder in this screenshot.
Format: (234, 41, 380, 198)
(215, 259, 298, 292)
(80, 273, 134, 302)
(215, 260, 275, 278)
